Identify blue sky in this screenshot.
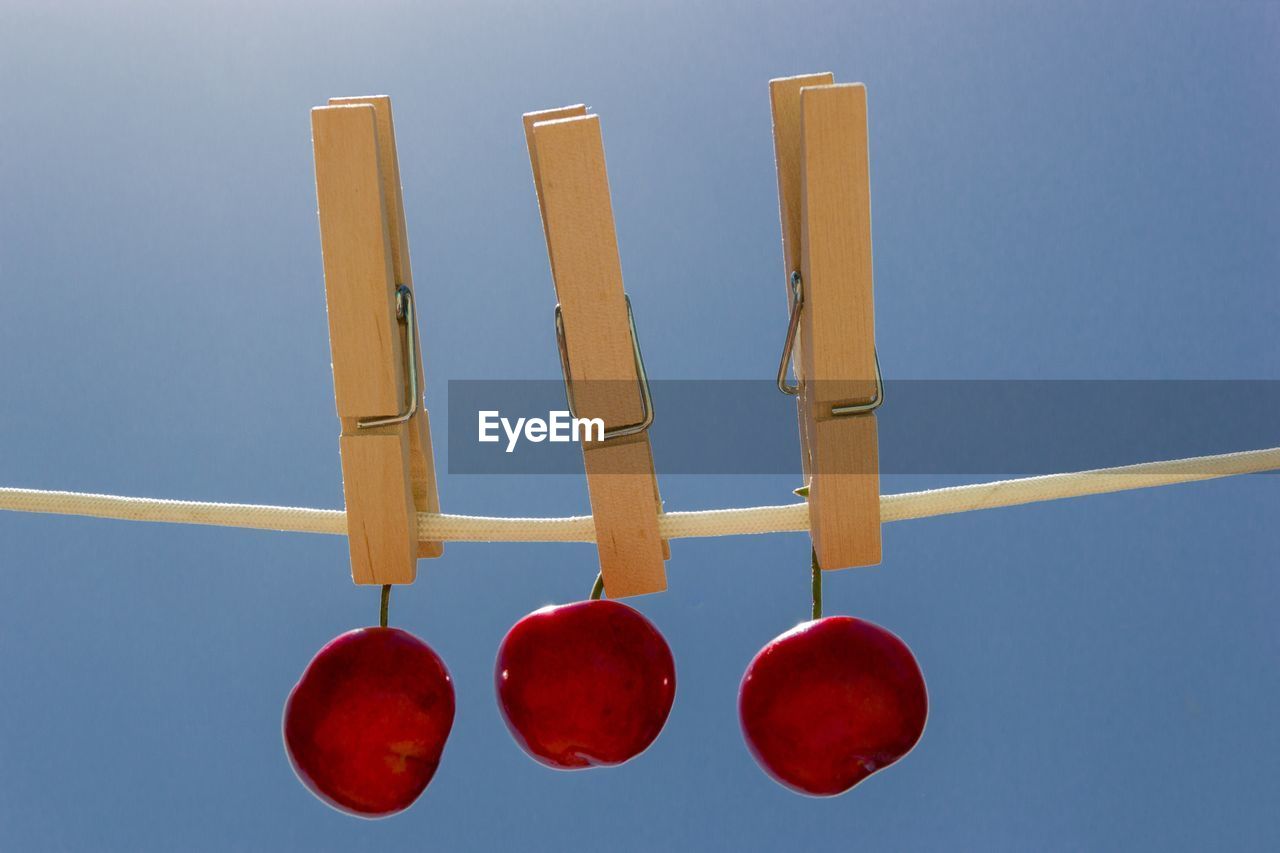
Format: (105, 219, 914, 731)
(1, 1, 1277, 850)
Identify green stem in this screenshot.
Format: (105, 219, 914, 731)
(811, 548, 822, 620)
(380, 584, 391, 628)
(589, 572, 605, 601)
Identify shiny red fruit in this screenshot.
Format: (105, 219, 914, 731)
(495, 599, 676, 769)
(283, 627, 455, 817)
(739, 616, 927, 796)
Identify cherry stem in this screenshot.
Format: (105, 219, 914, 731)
(589, 572, 605, 601)
(380, 584, 391, 628)
(811, 547, 822, 621)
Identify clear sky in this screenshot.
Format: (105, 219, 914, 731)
(1, 1, 1277, 850)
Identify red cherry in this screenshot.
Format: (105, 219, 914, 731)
(283, 627, 455, 817)
(495, 599, 676, 769)
(739, 616, 927, 796)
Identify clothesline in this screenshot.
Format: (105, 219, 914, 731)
(1, 446, 1275, 543)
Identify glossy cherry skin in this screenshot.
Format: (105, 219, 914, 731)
(283, 627, 455, 817)
(495, 599, 676, 769)
(739, 616, 927, 796)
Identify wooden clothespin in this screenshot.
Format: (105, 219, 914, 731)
(311, 96, 443, 585)
(771, 74, 883, 571)
(522, 106, 669, 598)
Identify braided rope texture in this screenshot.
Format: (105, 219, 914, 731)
(1, 446, 1276, 543)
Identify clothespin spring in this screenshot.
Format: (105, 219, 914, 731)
(553, 294, 655, 441)
(357, 285, 422, 429)
(776, 270, 885, 416)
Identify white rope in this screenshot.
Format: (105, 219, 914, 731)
(1, 446, 1275, 543)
